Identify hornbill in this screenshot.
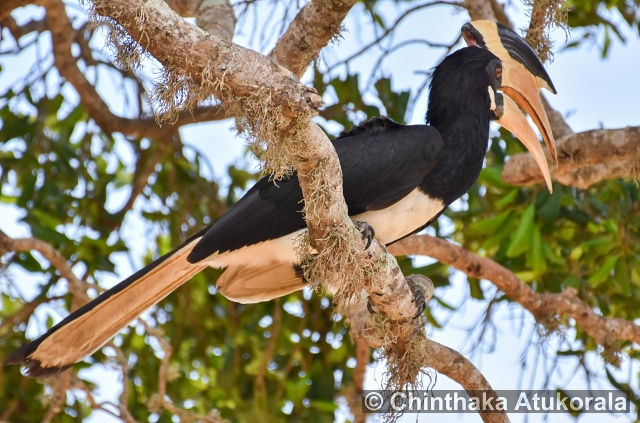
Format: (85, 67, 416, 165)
(7, 21, 557, 377)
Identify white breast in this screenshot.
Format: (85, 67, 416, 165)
(352, 188, 444, 244)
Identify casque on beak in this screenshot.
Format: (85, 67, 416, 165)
(462, 20, 557, 192)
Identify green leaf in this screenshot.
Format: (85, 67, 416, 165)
(543, 242, 567, 266)
(469, 210, 512, 235)
(536, 185, 562, 223)
(30, 224, 68, 245)
(468, 278, 484, 300)
(506, 203, 536, 257)
(309, 399, 338, 413)
(515, 271, 537, 282)
(482, 212, 517, 250)
(16, 174, 37, 208)
(588, 256, 618, 287)
(495, 189, 519, 209)
(530, 226, 547, 275)
(285, 377, 310, 403)
(479, 165, 510, 189)
(614, 258, 631, 293)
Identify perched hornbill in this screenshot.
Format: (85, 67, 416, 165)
(8, 21, 557, 377)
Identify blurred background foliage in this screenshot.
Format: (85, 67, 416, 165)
(0, 0, 639, 421)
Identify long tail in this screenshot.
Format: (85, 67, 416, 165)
(6, 230, 208, 378)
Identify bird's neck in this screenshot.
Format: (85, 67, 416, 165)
(421, 110, 491, 205)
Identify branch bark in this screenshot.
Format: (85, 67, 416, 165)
(502, 126, 640, 189)
(465, 0, 496, 20)
(269, 0, 357, 79)
(165, 0, 237, 41)
(388, 234, 640, 347)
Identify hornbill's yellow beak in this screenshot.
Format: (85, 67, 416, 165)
(462, 20, 557, 192)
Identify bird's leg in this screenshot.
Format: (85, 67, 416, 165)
(352, 220, 375, 250)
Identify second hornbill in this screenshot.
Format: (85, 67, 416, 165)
(8, 21, 557, 377)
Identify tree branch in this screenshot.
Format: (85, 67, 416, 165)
(269, 0, 357, 79)
(0, 230, 89, 302)
(465, 0, 495, 20)
(44, 0, 160, 137)
(6, 0, 229, 139)
(502, 126, 640, 189)
(541, 94, 574, 139)
(196, 0, 236, 41)
(388, 234, 640, 347)
(346, 294, 510, 423)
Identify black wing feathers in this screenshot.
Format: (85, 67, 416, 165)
(188, 117, 443, 262)
(187, 174, 306, 262)
(337, 118, 442, 213)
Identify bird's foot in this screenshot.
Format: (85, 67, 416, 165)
(352, 220, 375, 250)
(406, 275, 433, 319)
(365, 276, 433, 318)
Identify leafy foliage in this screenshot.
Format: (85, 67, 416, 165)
(566, 0, 640, 56)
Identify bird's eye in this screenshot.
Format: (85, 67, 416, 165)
(495, 65, 502, 79)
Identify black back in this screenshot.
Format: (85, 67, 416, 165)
(187, 117, 443, 262)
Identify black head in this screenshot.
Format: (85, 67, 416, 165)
(426, 46, 503, 130)
(460, 20, 558, 191)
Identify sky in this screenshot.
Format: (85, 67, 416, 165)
(1, 1, 640, 422)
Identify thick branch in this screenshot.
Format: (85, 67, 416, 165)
(163, 0, 201, 17)
(502, 126, 640, 189)
(465, 0, 495, 20)
(196, 0, 236, 41)
(164, 0, 236, 42)
(269, 0, 357, 79)
(89, 0, 322, 128)
(388, 234, 640, 347)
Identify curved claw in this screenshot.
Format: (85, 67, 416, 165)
(406, 275, 429, 319)
(412, 290, 427, 319)
(352, 220, 375, 250)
